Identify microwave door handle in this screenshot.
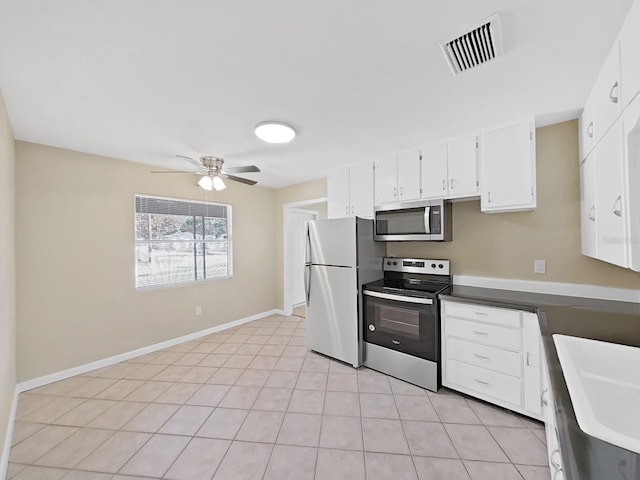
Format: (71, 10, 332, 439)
(423, 206, 431, 234)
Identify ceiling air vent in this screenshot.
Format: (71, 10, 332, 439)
(441, 15, 503, 75)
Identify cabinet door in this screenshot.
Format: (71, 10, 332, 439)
(397, 150, 421, 201)
(327, 166, 350, 218)
(349, 161, 374, 218)
(595, 118, 628, 267)
(623, 94, 640, 272)
(447, 136, 479, 197)
(592, 42, 622, 143)
(620, 0, 640, 107)
(374, 156, 398, 204)
(481, 120, 536, 213)
(420, 143, 448, 198)
(579, 102, 595, 161)
(522, 313, 542, 418)
(580, 153, 598, 259)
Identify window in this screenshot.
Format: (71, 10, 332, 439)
(134, 195, 232, 288)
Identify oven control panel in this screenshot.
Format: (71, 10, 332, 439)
(383, 257, 450, 275)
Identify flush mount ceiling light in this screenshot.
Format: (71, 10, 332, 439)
(254, 121, 296, 144)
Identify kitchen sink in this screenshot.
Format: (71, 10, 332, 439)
(553, 334, 640, 454)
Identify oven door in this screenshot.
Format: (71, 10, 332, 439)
(363, 289, 439, 362)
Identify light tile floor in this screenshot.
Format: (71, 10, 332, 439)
(7, 310, 550, 480)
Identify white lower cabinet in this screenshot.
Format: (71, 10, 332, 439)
(442, 300, 543, 421)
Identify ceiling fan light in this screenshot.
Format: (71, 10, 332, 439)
(198, 175, 214, 191)
(212, 175, 226, 191)
(254, 121, 296, 144)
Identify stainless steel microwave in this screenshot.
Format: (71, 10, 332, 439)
(374, 200, 452, 242)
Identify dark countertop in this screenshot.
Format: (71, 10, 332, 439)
(442, 285, 640, 480)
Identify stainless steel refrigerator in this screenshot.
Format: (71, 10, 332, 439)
(305, 217, 385, 367)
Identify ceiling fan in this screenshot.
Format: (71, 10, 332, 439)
(151, 155, 261, 191)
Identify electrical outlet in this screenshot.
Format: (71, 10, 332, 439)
(534, 260, 546, 274)
(195, 306, 202, 316)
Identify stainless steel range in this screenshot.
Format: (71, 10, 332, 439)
(362, 257, 451, 392)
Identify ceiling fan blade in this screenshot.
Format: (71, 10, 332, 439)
(176, 154, 205, 169)
(223, 165, 261, 174)
(226, 174, 258, 186)
(151, 170, 202, 174)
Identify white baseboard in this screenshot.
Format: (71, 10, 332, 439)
(453, 275, 640, 303)
(17, 309, 286, 394)
(0, 388, 19, 480)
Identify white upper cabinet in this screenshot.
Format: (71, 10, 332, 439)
(579, 100, 595, 161)
(480, 119, 536, 213)
(594, 118, 627, 268)
(420, 143, 448, 198)
(396, 151, 421, 201)
(591, 42, 622, 144)
(327, 166, 350, 218)
(327, 161, 374, 219)
(623, 94, 640, 272)
(620, 0, 640, 107)
(447, 136, 479, 197)
(374, 156, 399, 204)
(349, 161, 375, 218)
(374, 150, 421, 204)
(580, 153, 598, 259)
(421, 136, 478, 200)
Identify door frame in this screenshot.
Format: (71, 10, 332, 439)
(283, 198, 325, 315)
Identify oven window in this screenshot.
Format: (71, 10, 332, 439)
(376, 207, 427, 235)
(376, 305, 420, 340)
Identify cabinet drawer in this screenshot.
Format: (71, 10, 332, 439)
(445, 317, 522, 352)
(446, 359, 523, 406)
(446, 337, 522, 377)
(444, 302, 521, 328)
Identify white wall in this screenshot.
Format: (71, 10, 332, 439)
(0, 90, 17, 476)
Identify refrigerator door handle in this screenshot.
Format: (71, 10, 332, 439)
(305, 264, 311, 306)
(423, 206, 431, 234)
(305, 224, 311, 306)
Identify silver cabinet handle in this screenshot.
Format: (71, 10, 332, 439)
(526, 352, 530, 366)
(400, 186, 404, 197)
(345, 205, 349, 215)
(474, 378, 490, 385)
(487, 191, 492, 203)
(541, 387, 549, 407)
(351, 205, 354, 215)
(472, 330, 489, 336)
(450, 178, 455, 190)
(588, 205, 595, 221)
(393, 186, 397, 197)
(587, 121, 594, 138)
(613, 195, 622, 217)
(473, 311, 488, 316)
(474, 353, 490, 360)
(442, 179, 446, 191)
(609, 81, 620, 104)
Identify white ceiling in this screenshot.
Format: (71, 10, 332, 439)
(0, 0, 634, 188)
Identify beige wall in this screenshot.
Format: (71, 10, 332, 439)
(274, 179, 327, 310)
(0, 91, 16, 469)
(389, 120, 640, 289)
(16, 142, 277, 381)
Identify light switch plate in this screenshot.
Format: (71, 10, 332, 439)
(534, 260, 546, 274)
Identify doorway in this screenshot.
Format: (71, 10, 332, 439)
(283, 199, 326, 315)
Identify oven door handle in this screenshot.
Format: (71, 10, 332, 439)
(363, 290, 433, 305)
